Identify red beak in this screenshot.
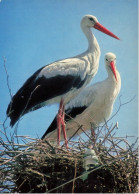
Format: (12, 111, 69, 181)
(94, 22, 120, 40)
(110, 61, 117, 81)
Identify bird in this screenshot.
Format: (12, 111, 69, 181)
(7, 15, 120, 148)
(41, 52, 121, 142)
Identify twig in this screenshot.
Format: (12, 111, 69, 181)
(108, 95, 136, 122)
(3, 57, 12, 99)
(72, 159, 77, 193)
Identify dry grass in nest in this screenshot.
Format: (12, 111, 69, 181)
(0, 121, 138, 193)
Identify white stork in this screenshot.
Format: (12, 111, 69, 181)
(7, 15, 119, 148)
(42, 52, 121, 142)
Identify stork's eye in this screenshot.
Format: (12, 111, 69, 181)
(106, 59, 108, 61)
(89, 17, 94, 21)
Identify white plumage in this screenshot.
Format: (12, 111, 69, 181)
(42, 52, 121, 140)
(7, 14, 119, 127)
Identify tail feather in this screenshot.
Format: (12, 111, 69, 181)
(7, 91, 33, 126)
(6, 66, 44, 126)
(41, 116, 57, 140)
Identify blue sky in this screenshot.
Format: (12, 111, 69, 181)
(0, 0, 138, 144)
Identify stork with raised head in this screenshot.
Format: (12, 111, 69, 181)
(7, 15, 119, 148)
(42, 52, 121, 142)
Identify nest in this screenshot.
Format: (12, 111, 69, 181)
(0, 122, 138, 193)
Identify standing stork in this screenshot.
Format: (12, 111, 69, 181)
(42, 53, 121, 142)
(7, 15, 119, 148)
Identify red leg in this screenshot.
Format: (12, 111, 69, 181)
(91, 127, 95, 137)
(57, 99, 63, 146)
(57, 98, 68, 149)
(61, 104, 68, 149)
(91, 125, 96, 144)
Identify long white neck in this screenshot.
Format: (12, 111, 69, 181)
(106, 65, 119, 82)
(81, 23, 100, 53)
(105, 66, 121, 101)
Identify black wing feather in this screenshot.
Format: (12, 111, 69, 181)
(41, 106, 87, 139)
(7, 67, 86, 126)
(7, 66, 44, 126)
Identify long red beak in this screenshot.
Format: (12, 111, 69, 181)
(94, 22, 120, 40)
(110, 61, 117, 81)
